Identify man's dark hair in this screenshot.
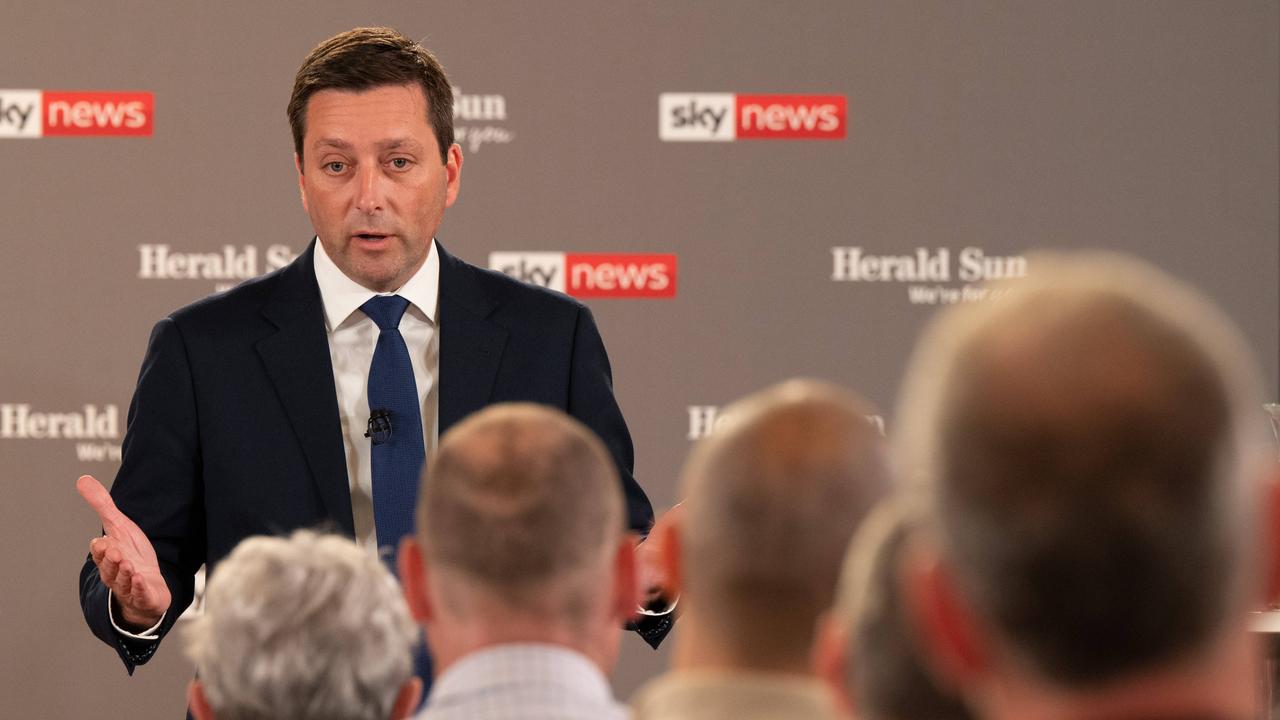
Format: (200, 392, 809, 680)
(288, 26, 454, 163)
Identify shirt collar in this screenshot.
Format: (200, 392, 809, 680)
(429, 644, 617, 707)
(313, 237, 440, 332)
(631, 670, 838, 720)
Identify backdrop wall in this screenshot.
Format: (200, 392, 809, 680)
(2, 2, 1276, 717)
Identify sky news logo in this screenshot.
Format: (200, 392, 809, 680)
(659, 93, 846, 141)
(489, 252, 677, 299)
(0, 89, 153, 138)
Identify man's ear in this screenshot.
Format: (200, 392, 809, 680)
(656, 510, 683, 600)
(390, 677, 423, 720)
(1261, 466, 1280, 606)
(812, 610, 855, 717)
(901, 533, 988, 692)
(443, 143, 463, 208)
(397, 536, 433, 624)
(613, 534, 639, 621)
(188, 680, 214, 720)
(294, 153, 308, 213)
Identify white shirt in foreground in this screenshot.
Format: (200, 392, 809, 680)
(417, 644, 630, 720)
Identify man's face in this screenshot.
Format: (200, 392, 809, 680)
(296, 83, 462, 292)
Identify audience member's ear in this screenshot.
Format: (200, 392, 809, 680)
(390, 677, 423, 720)
(188, 680, 214, 720)
(812, 610, 855, 717)
(655, 507, 683, 600)
(614, 534, 640, 621)
(397, 536, 434, 624)
(902, 532, 988, 692)
(1262, 466, 1280, 607)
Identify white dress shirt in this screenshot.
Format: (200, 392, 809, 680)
(111, 238, 441, 638)
(417, 644, 630, 720)
(313, 237, 440, 552)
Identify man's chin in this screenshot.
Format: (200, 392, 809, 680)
(344, 264, 404, 293)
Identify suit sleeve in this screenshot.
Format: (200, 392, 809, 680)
(79, 317, 206, 673)
(566, 306, 674, 648)
(566, 306, 654, 534)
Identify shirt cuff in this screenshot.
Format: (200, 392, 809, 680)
(635, 594, 679, 617)
(108, 589, 165, 639)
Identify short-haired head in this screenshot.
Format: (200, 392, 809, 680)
(833, 499, 973, 720)
(417, 402, 624, 627)
(289, 27, 454, 163)
(680, 378, 890, 670)
(895, 251, 1268, 685)
(183, 530, 418, 720)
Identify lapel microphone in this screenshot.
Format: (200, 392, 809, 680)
(365, 409, 393, 445)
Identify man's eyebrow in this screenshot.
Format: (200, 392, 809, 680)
(312, 138, 353, 151)
(378, 138, 424, 151)
(310, 138, 424, 152)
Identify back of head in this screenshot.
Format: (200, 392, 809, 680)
(289, 26, 454, 162)
(895, 252, 1266, 685)
(184, 530, 417, 720)
(418, 402, 624, 629)
(680, 379, 890, 671)
(836, 500, 973, 720)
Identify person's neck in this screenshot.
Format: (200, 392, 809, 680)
(978, 626, 1258, 720)
(429, 616, 612, 678)
(671, 605, 814, 679)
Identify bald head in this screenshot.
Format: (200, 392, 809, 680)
(896, 252, 1266, 685)
(680, 379, 890, 670)
(416, 403, 624, 622)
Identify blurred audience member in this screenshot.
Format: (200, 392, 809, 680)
(398, 403, 637, 719)
(632, 379, 889, 720)
(183, 530, 421, 720)
(893, 252, 1278, 720)
(816, 499, 973, 720)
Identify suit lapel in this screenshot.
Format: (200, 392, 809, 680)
(254, 241, 355, 535)
(437, 243, 508, 435)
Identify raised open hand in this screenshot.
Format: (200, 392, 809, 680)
(77, 474, 171, 631)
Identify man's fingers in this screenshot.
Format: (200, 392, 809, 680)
(99, 552, 120, 586)
(129, 573, 156, 610)
(117, 562, 134, 593)
(76, 475, 126, 534)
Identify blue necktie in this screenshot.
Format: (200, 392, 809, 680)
(362, 296, 434, 702)
(361, 295, 425, 559)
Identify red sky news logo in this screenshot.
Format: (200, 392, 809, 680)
(489, 252, 677, 299)
(659, 92, 846, 141)
(0, 90, 154, 138)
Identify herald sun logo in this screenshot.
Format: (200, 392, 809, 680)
(687, 405, 884, 441)
(0, 403, 123, 462)
(453, 87, 512, 153)
(0, 89, 153, 138)
(489, 252, 677, 299)
(659, 92, 845, 141)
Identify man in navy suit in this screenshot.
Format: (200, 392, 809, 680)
(77, 26, 670, 678)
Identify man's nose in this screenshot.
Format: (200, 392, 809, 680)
(354, 164, 385, 213)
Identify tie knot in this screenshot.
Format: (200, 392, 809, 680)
(360, 295, 411, 331)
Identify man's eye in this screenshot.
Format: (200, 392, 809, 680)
(325, 161, 346, 173)
(390, 158, 411, 170)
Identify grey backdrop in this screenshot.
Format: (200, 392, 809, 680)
(1, 2, 1276, 717)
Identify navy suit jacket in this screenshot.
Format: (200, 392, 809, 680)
(79, 240, 656, 671)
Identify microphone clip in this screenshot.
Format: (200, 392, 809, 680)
(365, 409, 393, 445)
